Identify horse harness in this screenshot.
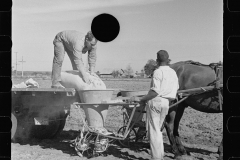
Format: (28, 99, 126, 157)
(184, 60, 223, 110)
(213, 63, 223, 110)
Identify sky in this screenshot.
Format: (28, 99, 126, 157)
(12, 0, 223, 73)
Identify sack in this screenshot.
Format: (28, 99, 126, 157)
(60, 70, 106, 91)
(12, 78, 39, 88)
(25, 78, 39, 88)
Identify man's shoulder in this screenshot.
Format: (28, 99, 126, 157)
(160, 66, 178, 76)
(157, 66, 172, 71)
(168, 68, 178, 79)
(154, 66, 170, 72)
(153, 67, 162, 73)
(168, 67, 177, 73)
(60, 30, 85, 41)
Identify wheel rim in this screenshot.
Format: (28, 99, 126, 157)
(11, 113, 17, 139)
(117, 126, 137, 147)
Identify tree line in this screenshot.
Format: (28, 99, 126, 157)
(102, 59, 158, 78)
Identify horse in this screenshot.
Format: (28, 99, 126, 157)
(164, 60, 223, 160)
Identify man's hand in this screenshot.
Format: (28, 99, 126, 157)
(82, 46, 88, 54)
(128, 96, 141, 103)
(127, 96, 146, 108)
(82, 74, 90, 84)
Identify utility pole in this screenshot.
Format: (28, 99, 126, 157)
(15, 52, 19, 76)
(19, 56, 26, 77)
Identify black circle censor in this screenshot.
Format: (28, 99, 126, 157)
(91, 13, 120, 43)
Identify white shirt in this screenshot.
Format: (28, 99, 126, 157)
(150, 66, 179, 100)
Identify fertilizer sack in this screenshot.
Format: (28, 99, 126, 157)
(60, 70, 106, 90)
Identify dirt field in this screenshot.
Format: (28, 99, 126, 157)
(11, 78, 223, 160)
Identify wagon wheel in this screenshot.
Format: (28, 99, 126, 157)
(29, 111, 62, 139)
(52, 109, 69, 137)
(117, 126, 137, 148)
(11, 113, 17, 139)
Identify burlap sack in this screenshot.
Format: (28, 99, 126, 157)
(60, 70, 106, 91)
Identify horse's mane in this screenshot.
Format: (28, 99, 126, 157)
(170, 60, 223, 69)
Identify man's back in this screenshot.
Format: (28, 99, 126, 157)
(59, 30, 85, 47)
(151, 66, 179, 100)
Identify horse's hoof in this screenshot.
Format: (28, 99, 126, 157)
(174, 155, 194, 160)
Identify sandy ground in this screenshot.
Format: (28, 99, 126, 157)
(11, 78, 223, 160)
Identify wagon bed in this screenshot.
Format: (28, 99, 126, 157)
(11, 88, 79, 140)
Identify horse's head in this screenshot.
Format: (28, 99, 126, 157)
(209, 62, 223, 84)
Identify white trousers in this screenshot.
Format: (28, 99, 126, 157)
(146, 97, 169, 160)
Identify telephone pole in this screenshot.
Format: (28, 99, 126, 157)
(15, 52, 19, 76)
(19, 56, 26, 77)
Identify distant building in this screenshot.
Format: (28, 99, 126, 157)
(134, 71, 146, 78)
(99, 73, 113, 78)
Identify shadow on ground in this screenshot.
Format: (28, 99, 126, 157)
(12, 130, 217, 159)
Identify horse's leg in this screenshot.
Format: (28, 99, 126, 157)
(217, 138, 223, 160)
(164, 107, 182, 157)
(173, 102, 188, 155)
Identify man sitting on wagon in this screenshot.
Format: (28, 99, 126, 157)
(131, 50, 179, 160)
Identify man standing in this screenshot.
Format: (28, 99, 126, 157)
(51, 30, 97, 88)
(131, 50, 179, 160)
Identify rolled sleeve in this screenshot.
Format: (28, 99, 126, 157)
(150, 71, 162, 95)
(88, 44, 97, 68)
